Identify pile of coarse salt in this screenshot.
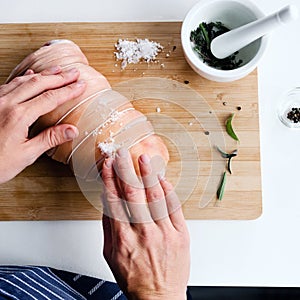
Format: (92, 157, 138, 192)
(98, 139, 119, 157)
(115, 38, 163, 69)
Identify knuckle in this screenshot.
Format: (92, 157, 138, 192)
(11, 76, 23, 85)
(43, 89, 57, 101)
(41, 90, 58, 109)
(46, 129, 62, 148)
(101, 168, 113, 182)
(102, 181, 118, 197)
(59, 85, 77, 102)
(105, 190, 120, 204)
(29, 74, 42, 84)
(45, 84, 77, 107)
(123, 184, 140, 199)
(9, 104, 24, 120)
(147, 188, 163, 201)
(162, 180, 173, 191)
(101, 161, 113, 179)
(54, 72, 70, 84)
(139, 225, 157, 243)
(65, 84, 79, 97)
(56, 72, 66, 80)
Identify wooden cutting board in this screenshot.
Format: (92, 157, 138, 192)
(0, 22, 262, 220)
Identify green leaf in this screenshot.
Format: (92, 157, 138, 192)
(199, 23, 210, 47)
(217, 172, 227, 201)
(190, 22, 243, 70)
(225, 114, 239, 141)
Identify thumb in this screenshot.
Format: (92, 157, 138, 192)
(28, 124, 79, 159)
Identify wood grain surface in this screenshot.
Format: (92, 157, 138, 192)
(0, 22, 262, 220)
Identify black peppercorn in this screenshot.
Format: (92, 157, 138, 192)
(287, 107, 300, 123)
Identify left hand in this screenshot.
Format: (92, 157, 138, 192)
(0, 66, 86, 184)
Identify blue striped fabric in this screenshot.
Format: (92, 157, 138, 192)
(0, 266, 126, 300)
(0, 266, 192, 300)
(49, 268, 126, 300)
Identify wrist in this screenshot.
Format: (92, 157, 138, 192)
(126, 291, 187, 300)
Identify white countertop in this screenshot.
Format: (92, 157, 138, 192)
(1, 0, 300, 287)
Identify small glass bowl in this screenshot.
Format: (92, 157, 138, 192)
(278, 88, 300, 129)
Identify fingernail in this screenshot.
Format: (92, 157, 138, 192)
(117, 147, 129, 158)
(49, 66, 61, 74)
(76, 80, 85, 87)
(105, 158, 113, 168)
(64, 127, 79, 140)
(140, 154, 150, 164)
(66, 67, 78, 74)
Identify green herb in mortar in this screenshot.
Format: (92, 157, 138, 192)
(190, 22, 243, 70)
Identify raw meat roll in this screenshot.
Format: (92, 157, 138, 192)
(7, 40, 169, 180)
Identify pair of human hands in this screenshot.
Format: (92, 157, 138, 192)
(0, 68, 190, 300)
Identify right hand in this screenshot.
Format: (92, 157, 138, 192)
(0, 66, 86, 184)
(101, 148, 190, 300)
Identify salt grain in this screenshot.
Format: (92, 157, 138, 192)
(156, 107, 161, 113)
(110, 111, 121, 122)
(115, 38, 163, 69)
(98, 138, 118, 157)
